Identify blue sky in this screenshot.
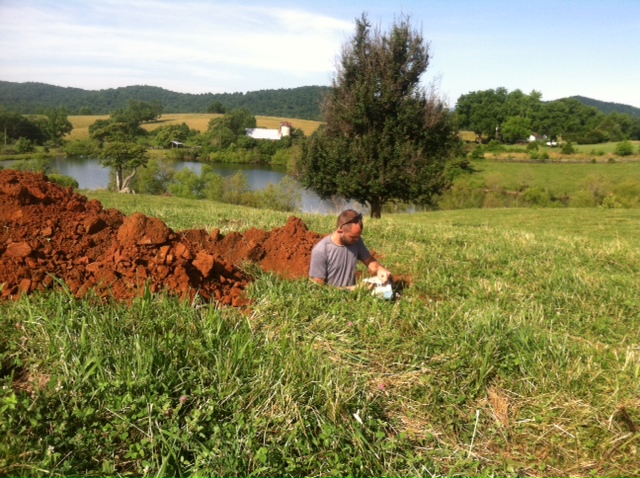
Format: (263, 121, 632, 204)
(1, 0, 638, 107)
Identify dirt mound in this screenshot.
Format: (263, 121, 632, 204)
(0, 170, 323, 305)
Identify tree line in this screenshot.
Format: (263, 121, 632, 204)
(0, 107, 72, 152)
(455, 88, 640, 144)
(0, 82, 329, 121)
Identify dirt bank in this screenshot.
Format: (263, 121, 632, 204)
(0, 170, 323, 305)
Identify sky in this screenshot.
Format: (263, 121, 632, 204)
(1, 0, 639, 108)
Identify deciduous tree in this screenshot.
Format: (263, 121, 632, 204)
(98, 141, 148, 193)
(42, 107, 73, 144)
(297, 13, 460, 218)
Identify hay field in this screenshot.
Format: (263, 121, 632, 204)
(67, 114, 323, 141)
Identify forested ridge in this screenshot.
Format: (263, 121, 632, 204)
(3, 80, 640, 122)
(0, 81, 330, 120)
(567, 95, 640, 118)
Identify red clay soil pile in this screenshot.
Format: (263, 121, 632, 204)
(0, 170, 323, 305)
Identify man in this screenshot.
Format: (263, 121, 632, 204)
(309, 209, 392, 289)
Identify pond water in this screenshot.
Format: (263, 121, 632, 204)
(3, 157, 362, 214)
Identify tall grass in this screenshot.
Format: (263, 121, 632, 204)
(2, 199, 639, 476)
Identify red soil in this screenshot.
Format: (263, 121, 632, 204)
(0, 170, 323, 306)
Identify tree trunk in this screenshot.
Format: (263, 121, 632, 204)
(118, 168, 137, 194)
(370, 198, 383, 219)
(115, 168, 123, 191)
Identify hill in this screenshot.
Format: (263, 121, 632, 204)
(567, 95, 640, 117)
(0, 81, 330, 120)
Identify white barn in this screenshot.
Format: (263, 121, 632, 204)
(245, 122, 291, 141)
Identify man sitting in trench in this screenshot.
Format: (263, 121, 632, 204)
(309, 209, 392, 289)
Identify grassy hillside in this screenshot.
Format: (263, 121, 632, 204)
(469, 160, 640, 195)
(2, 197, 639, 477)
(66, 114, 323, 141)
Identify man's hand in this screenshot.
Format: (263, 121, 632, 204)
(376, 266, 391, 284)
(364, 258, 392, 285)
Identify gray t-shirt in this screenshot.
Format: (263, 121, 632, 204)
(309, 235, 372, 287)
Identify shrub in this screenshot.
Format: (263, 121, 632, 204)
(611, 180, 640, 208)
(578, 129, 609, 144)
(520, 186, 553, 207)
(169, 168, 206, 199)
(602, 194, 623, 208)
(7, 157, 53, 174)
(48, 173, 79, 189)
(486, 140, 505, 152)
(1, 144, 18, 155)
(15, 137, 35, 154)
(222, 172, 250, 204)
(254, 176, 301, 211)
(482, 192, 509, 208)
(202, 166, 224, 201)
(64, 139, 96, 157)
(133, 158, 175, 195)
(573, 174, 610, 206)
(615, 140, 634, 156)
(569, 190, 599, 207)
(561, 141, 575, 155)
(271, 148, 293, 166)
(436, 177, 485, 209)
(469, 145, 485, 160)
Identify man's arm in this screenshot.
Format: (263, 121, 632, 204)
(309, 239, 328, 285)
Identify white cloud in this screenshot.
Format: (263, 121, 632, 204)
(0, 0, 352, 92)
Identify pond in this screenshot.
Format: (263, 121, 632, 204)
(3, 157, 362, 214)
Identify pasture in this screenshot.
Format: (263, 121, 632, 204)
(2, 197, 639, 477)
(469, 160, 640, 196)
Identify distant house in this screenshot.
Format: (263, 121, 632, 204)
(528, 134, 558, 147)
(245, 122, 291, 141)
(528, 134, 546, 143)
(167, 140, 184, 148)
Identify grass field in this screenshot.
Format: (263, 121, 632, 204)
(2, 196, 639, 477)
(66, 114, 323, 141)
(468, 160, 640, 195)
(480, 141, 640, 163)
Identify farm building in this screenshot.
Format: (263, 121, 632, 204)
(245, 122, 291, 141)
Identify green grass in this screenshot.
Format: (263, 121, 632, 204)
(2, 196, 639, 476)
(468, 160, 640, 197)
(572, 140, 640, 155)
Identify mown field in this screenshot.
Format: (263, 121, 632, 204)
(1, 196, 639, 477)
(479, 143, 640, 162)
(468, 160, 640, 196)
(66, 114, 323, 141)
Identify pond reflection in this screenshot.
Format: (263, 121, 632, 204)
(3, 157, 362, 214)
